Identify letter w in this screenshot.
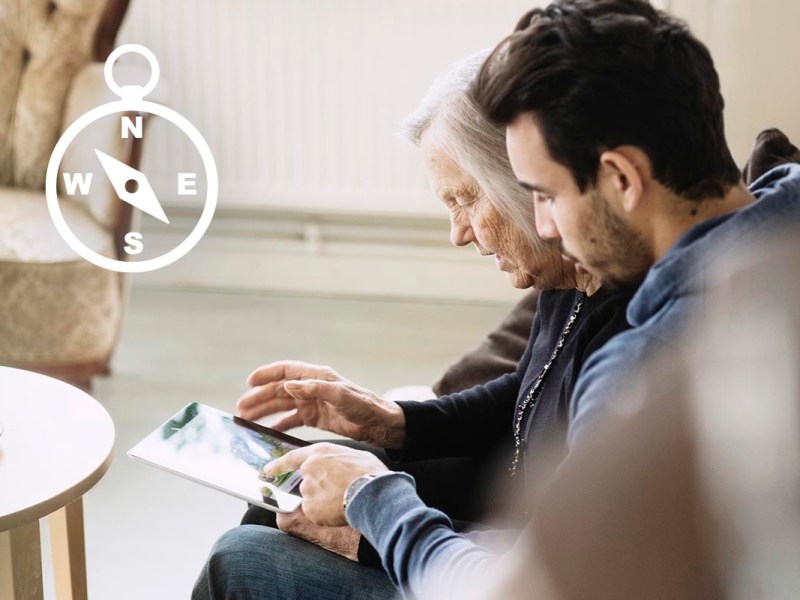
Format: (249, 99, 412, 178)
(63, 173, 93, 195)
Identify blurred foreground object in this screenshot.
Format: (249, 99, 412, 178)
(0, 0, 146, 390)
(688, 231, 800, 599)
(423, 230, 800, 599)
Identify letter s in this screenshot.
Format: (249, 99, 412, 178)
(124, 231, 144, 255)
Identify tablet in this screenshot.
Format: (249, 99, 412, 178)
(128, 402, 307, 513)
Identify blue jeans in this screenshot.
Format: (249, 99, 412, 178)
(192, 525, 399, 600)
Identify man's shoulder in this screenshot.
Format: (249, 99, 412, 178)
(580, 325, 658, 384)
(746, 164, 800, 225)
(566, 305, 684, 446)
(582, 286, 691, 378)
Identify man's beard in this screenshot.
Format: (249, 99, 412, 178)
(579, 190, 654, 289)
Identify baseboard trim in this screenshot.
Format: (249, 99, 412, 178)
(133, 208, 523, 304)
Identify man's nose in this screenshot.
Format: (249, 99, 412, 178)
(534, 201, 559, 240)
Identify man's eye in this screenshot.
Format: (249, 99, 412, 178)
(535, 193, 554, 204)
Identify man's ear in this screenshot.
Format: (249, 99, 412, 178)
(598, 147, 648, 213)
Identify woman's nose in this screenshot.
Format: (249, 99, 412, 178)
(533, 201, 559, 241)
(449, 215, 474, 247)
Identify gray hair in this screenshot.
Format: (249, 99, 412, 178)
(401, 49, 545, 251)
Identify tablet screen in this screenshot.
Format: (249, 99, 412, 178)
(129, 402, 306, 512)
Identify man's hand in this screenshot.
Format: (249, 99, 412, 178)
(277, 507, 361, 561)
(236, 360, 406, 449)
(263, 442, 389, 527)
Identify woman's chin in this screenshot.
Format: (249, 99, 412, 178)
(507, 271, 536, 290)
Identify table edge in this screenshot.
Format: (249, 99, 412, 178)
(0, 445, 115, 531)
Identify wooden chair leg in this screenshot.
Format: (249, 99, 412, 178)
(0, 520, 44, 600)
(49, 498, 88, 600)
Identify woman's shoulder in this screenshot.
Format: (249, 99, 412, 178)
(537, 288, 582, 314)
(539, 286, 633, 323)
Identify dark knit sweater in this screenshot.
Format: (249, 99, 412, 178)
(396, 286, 633, 482)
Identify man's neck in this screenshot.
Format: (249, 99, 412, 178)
(652, 182, 754, 261)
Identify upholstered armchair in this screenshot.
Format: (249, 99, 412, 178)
(0, 0, 143, 390)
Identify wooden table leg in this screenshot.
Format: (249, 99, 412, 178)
(0, 520, 44, 600)
(48, 498, 88, 600)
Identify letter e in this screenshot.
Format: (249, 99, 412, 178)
(178, 173, 197, 195)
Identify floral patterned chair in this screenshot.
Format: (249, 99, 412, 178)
(0, 0, 143, 390)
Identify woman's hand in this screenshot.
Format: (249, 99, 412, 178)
(277, 506, 361, 561)
(235, 360, 406, 449)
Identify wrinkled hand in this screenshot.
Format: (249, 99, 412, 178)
(277, 506, 360, 561)
(236, 360, 405, 449)
(263, 442, 389, 527)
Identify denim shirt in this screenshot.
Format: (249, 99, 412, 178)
(569, 164, 800, 446)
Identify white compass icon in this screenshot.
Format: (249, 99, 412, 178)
(46, 44, 217, 273)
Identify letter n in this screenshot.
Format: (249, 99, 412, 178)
(121, 115, 143, 139)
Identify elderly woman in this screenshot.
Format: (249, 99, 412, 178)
(192, 51, 633, 600)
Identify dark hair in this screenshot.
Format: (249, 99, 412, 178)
(472, 0, 741, 200)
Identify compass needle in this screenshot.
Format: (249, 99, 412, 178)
(94, 149, 170, 224)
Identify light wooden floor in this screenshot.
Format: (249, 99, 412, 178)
(64, 286, 512, 600)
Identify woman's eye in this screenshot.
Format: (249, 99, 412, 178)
(455, 195, 476, 207)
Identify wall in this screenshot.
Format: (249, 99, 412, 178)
(669, 0, 800, 164)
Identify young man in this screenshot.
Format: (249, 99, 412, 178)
(472, 0, 800, 444)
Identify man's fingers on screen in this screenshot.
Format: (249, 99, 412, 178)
(263, 445, 315, 476)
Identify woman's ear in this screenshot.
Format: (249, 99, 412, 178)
(598, 147, 648, 213)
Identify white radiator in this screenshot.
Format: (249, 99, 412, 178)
(117, 0, 538, 217)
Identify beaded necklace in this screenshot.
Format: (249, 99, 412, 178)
(509, 293, 587, 477)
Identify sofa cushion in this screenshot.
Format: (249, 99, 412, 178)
(0, 187, 114, 262)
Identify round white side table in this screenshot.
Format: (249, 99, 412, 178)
(0, 367, 115, 600)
